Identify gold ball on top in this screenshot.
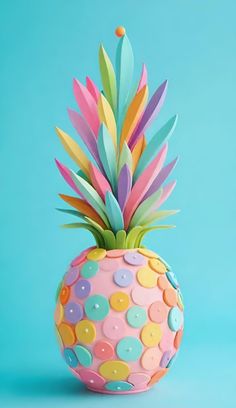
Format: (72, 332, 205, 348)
(115, 26, 126, 37)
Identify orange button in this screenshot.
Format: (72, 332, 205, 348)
(157, 276, 170, 290)
(174, 329, 183, 349)
(60, 285, 70, 305)
(148, 369, 168, 386)
(58, 323, 76, 346)
(163, 288, 177, 307)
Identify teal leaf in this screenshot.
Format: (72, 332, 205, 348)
(105, 191, 124, 233)
(97, 124, 117, 191)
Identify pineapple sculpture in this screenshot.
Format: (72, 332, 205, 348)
(54, 26, 184, 394)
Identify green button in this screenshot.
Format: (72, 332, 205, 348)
(81, 261, 99, 278)
(126, 306, 147, 328)
(85, 295, 110, 321)
(116, 336, 143, 362)
(74, 345, 93, 367)
(105, 381, 133, 392)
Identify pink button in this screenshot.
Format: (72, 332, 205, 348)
(99, 258, 119, 271)
(128, 373, 151, 387)
(148, 301, 167, 323)
(131, 286, 161, 306)
(71, 247, 96, 267)
(141, 347, 162, 370)
(159, 331, 175, 352)
(78, 368, 106, 388)
(102, 317, 126, 340)
(93, 340, 114, 360)
(107, 249, 126, 258)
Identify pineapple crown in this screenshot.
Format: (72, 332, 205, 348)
(55, 26, 179, 250)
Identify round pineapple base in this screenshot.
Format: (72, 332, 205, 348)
(55, 247, 184, 394)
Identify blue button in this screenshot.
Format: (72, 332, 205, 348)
(63, 348, 78, 368)
(113, 269, 133, 287)
(166, 271, 179, 289)
(85, 294, 110, 321)
(116, 336, 143, 362)
(74, 345, 93, 367)
(105, 381, 133, 392)
(167, 353, 177, 368)
(168, 307, 183, 331)
(81, 261, 99, 278)
(126, 306, 147, 328)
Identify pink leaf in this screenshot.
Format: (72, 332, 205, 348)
(143, 157, 178, 200)
(137, 64, 147, 92)
(155, 180, 176, 209)
(55, 159, 82, 196)
(86, 76, 100, 103)
(89, 163, 112, 202)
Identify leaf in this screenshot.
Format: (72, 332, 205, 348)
(68, 108, 102, 166)
(138, 225, 175, 246)
(73, 79, 100, 135)
(55, 159, 82, 196)
(98, 94, 117, 148)
(126, 226, 142, 248)
(99, 45, 117, 113)
(76, 169, 90, 183)
(134, 115, 178, 181)
(118, 142, 132, 174)
(123, 144, 168, 229)
(119, 86, 148, 149)
(57, 208, 86, 220)
(155, 181, 176, 209)
(59, 193, 107, 229)
(105, 191, 124, 233)
(86, 76, 100, 102)
(102, 230, 116, 249)
(116, 230, 127, 248)
(55, 127, 90, 178)
(61, 222, 103, 247)
(130, 189, 163, 228)
(143, 157, 178, 200)
(90, 163, 112, 201)
(118, 164, 132, 211)
(142, 210, 179, 226)
(129, 80, 168, 150)
(116, 34, 134, 124)
(131, 135, 146, 173)
(70, 171, 110, 227)
(97, 124, 117, 191)
(137, 64, 147, 92)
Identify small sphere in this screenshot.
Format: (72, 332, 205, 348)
(115, 26, 126, 37)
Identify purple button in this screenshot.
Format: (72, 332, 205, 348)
(113, 269, 133, 287)
(124, 252, 146, 266)
(74, 279, 91, 299)
(160, 350, 172, 368)
(64, 302, 83, 324)
(64, 266, 80, 286)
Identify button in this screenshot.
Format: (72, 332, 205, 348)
(131, 286, 160, 306)
(137, 267, 157, 288)
(141, 347, 162, 370)
(87, 248, 107, 261)
(93, 340, 114, 360)
(148, 301, 167, 323)
(58, 323, 76, 346)
(110, 292, 130, 312)
(138, 248, 158, 258)
(167, 353, 177, 368)
(177, 290, 184, 310)
(74, 279, 91, 299)
(84, 295, 110, 321)
(168, 307, 183, 332)
(157, 276, 170, 290)
(64, 266, 80, 286)
(126, 306, 147, 328)
(79, 368, 106, 388)
(113, 269, 133, 287)
(159, 332, 174, 352)
(174, 329, 183, 349)
(163, 288, 177, 307)
(60, 285, 70, 305)
(74, 345, 93, 367)
(102, 317, 126, 340)
(55, 281, 63, 302)
(149, 259, 166, 274)
(141, 322, 162, 347)
(107, 249, 126, 258)
(99, 360, 130, 380)
(116, 336, 143, 362)
(100, 258, 119, 271)
(166, 271, 179, 289)
(71, 250, 90, 267)
(105, 381, 133, 392)
(55, 327, 63, 348)
(54, 303, 64, 325)
(160, 350, 172, 368)
(128, 373, 151, 387)
(63, 348, 78, 368)
(123, 252, 146, 266)
(64, 302, 83, 324)
(81, 261, 99, 278)
(148, 369, 168, 386)
(75, 320, 96, 344)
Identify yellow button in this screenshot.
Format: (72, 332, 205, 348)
(54, 303, 64, 325)
(137, 267, 157, 288)
(58, 323, 76, 346)
(149, 259, 167, 274)
(87, 248, 107, 261)
(75, 320, 96, 344)
(110, 292, 130, 311)
(99, 360, 130, 380)
(141, 322, 162, 347)
(55, 327, 63, 348)
(138, 248, 158, 258)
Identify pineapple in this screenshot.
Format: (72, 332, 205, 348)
(54, 26, 184, 394)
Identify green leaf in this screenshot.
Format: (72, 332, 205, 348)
(116, 230, 127, 248)
(105, 191, 124, 233)
(118, 142, 132, 174)
(134, 115, 178, 181)
(61, 222, 103, 247)
(97, 124, 117, 191)
(138, 225, 175, 246)
(77, 169, 90, 183)
(130, 189, 163, 228)
(99, 45, 117, 113)
(102, 230, 116, 249)
(142, 210, 179, 226)
(126, 226, 142, 248)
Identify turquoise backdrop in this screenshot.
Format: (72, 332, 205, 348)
(1, 0, 235, 406)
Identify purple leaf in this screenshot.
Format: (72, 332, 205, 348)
(118, 164, 132, 211)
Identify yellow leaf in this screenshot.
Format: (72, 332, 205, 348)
(132, 135, 146, 173)
(98, 94, 117, 148)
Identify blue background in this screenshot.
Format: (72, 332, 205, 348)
(1, 0, 236, 406)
